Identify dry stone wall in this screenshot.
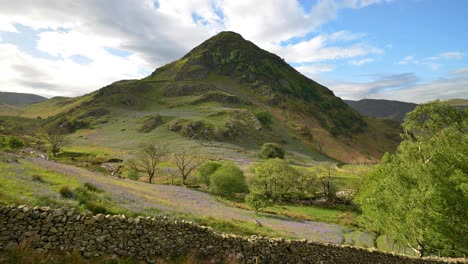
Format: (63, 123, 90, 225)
(0, 205, 462, 264)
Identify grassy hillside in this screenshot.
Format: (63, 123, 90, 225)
(0, 32, 401, 163)
(444, 98, 468, 109)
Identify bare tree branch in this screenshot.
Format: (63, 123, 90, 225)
(127, 144, 167, 184)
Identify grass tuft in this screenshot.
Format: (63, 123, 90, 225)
(31, 174, 44, 182)
(83, 182, 102, 192)
(59, 186, 74, 199)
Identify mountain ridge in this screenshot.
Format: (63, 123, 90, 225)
(0, 91, 47, 105)
(344, 99, 417, 123)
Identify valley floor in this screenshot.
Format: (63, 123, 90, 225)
(26, 157, 346, 243)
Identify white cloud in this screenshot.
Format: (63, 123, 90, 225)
(270, 31, 382, 63)
(295, 64, 334, 79)
(350, 57, 374, 66)
(0, 43, 145, 98)
(397, 55, 419, 65)
(325, 73, 419, 100)
(436, 51, 464, 60)
(450, 67, 468, 75)
(326, 71, 468, 103)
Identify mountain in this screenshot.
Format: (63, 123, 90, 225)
(344, 99, 417, 123)
(1, 32, 401, 163)
(0, 92, 47, 105)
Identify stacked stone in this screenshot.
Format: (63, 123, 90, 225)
(0, 205, 463, 264)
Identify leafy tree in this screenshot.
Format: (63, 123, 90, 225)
(245, 185, 269, 213)
(169, 152, 204, 186)
(42, 128, 67, 156)
(356, 101, 468, 257)
(317, 164, 338, 204)
(127, 144, 167, 184)
(250, 158, 299, 200)
(210, 163, 247, 196)
(196, 161, 222, 186)
(260, 143, 285, 159)
(295, 168, 318, 198)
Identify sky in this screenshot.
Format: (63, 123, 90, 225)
(0, 0, 467, 103)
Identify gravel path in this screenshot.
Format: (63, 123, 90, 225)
(28, 158, 345, 244)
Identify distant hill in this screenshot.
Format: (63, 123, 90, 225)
(0, 92, 47, 105)
(344, 99, 417, 123)
(444, 98, 468, 109)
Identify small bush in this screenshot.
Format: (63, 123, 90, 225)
(245, 185, 268, 213)
(83, 182, 102, 192)
(31, 174, 44, 182)
(6, 136, 24, 150)
(210, 163, 248, 196)
(196, 161, 222, 186)
(84, 201, 109, 214)
(126, 170, 140, 181)
(260, 143, 285, 159)
(59, 186, 74, 198)
(255, 111, 273, 128)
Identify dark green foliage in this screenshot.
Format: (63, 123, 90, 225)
(196, 161, 222, 186)
(126, 170, 140, 181)
(74, 187, 110, 214)
(59, 186, 74, 198)
(83, 182, 102, 192)
(255, 110, 273, 128)
(260, 143, 285, 159)
(58, 118, 89, 133)
(356, 101, 468, 257)
(210, 163, 248, 196)
(0, 136, 24, 149)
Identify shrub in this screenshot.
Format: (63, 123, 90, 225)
(6, 136, 24, 150)
(260, 143, 285, 159)
(245, 185, 268, 213)
(196, 161, 222, 186)
(126, 170, 140, 181)
(210, 163, 247, 196)
(255, 111, 273, 128)
(59, 186, 74, 198)
(31, 174, 44, 182)
(84, 201, 109, 214)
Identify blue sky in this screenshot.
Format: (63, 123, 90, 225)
(0, 0, 466, 102)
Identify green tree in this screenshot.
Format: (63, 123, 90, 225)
(250, 158, 299, 200)
(196, 161, 222, 186)
(317, 164, 338, 204)
(260, 143, 285, 159)
(210, 162, 247, 196)
(356, 101, 468, 257)
(245, 185, 269, 213)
